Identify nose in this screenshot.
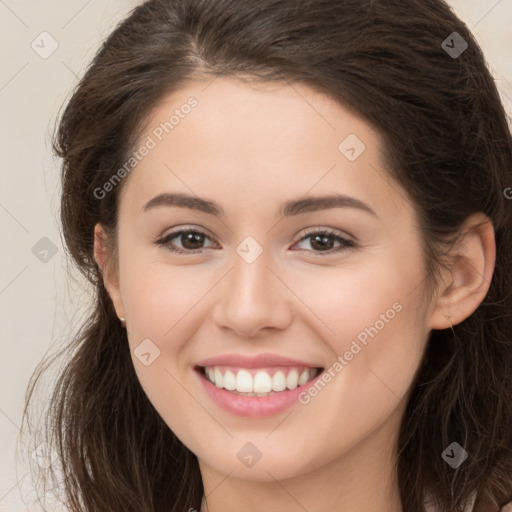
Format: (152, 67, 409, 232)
(211, 247, 293, 338)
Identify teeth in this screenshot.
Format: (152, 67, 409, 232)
(272, 371, 287, 391)
(214, 368, 224, 389)
(203, 366, 320, 394)
(236, 369, 253, 392)
(254, 371, 272, 393)
(287, 369, 299, 389)
(223, 370, 236, 391)
(298, 369, 310, 386)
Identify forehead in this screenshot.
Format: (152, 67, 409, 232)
(118, 77, 411, 221)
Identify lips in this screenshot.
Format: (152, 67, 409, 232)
(195, 352, 323, 369)
(194, 362, 326, 417)
(193, 353, 325, 416)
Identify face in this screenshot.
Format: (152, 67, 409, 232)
(97, 77, 439, 486)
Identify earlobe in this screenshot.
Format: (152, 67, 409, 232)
(429, 213, 495, 330)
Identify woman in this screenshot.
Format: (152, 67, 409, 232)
(23, 0, 512, 510)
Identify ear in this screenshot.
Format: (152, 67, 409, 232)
(429, 213, 496, 330)
(93, 222, 125, 320)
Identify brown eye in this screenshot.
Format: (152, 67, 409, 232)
(178, 231, 207, 250)
(293, 229, 355, 255)
(154, 227, 356, 256)
(155, 229, 215, 254)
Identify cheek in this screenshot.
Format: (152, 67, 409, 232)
(291, 249, 429, 402)
(118, 238, 212, 337)
(119, 263, 206, 429)
(286, 253, 413, 341)
(290, 296, 427, 473)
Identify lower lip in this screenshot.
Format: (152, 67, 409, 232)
(194, 367, 324, 417)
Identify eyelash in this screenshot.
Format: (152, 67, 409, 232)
(154, 227, 356, 256)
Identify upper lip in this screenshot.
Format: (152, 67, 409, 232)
(195, 353, 323, 369)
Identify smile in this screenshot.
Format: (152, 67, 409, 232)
(201, 365, 322, 396)
(194, 365, 325, 417)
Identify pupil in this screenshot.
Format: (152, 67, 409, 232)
(311, 234, 333, 251)
(183, 232, 204, 249)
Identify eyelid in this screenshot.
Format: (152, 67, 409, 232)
(296, 226, 355, 242)
(291, 227, 355, 255)
(158, 225, 354, 242)
(159, 224, 215, 240)
(155, 225, 218, 252)
(155, 225, 356, 255)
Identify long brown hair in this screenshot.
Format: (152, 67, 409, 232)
(21, 0, 512, 510)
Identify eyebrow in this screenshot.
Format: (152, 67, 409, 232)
(142, 192, 377, 218)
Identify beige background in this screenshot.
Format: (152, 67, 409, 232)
(0, 1, 511, 510)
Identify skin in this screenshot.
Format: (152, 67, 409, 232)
(93, 77, 495, 512)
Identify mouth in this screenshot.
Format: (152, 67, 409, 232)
(194, 365, 324, 397)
